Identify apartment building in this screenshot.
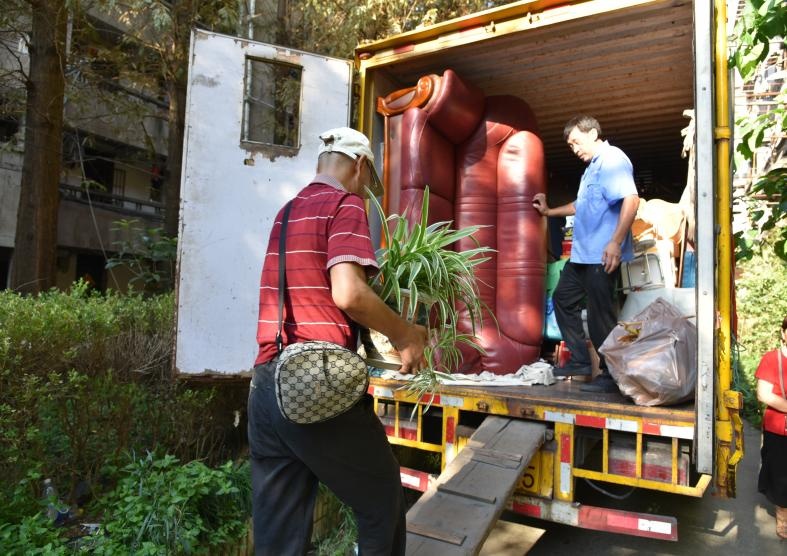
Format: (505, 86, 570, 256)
(0, 11, 168, 291)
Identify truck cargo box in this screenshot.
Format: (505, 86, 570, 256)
(175, 0, 741, 541)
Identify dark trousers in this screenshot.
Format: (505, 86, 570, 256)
(248, 361, 406, 556)
(553, 262, 620, 372)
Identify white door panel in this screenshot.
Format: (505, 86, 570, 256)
(176, 30, 352, 375)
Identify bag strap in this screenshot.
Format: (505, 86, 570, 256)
(779, 349, 785, 401)
(276, 201, 294, 355)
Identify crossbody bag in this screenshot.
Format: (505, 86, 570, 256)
(273, 200, 369, 425)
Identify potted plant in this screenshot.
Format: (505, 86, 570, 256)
(364, 187, 496, 399)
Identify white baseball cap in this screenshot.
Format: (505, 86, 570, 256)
(318, 127, 384, 197)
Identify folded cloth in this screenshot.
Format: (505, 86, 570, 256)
(369, 360, 556, 386)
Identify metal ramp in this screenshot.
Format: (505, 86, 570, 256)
(405, 416, 547, 555)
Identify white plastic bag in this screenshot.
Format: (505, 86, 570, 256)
(600, 298, 696, 406)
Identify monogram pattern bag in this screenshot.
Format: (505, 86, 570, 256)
(273, 201, 369, 425)
(276, 341, 369, 424)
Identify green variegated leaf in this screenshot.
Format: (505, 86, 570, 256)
(368, 186, 498, 391)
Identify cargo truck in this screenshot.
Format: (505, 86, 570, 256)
(174, 0, 742, 549)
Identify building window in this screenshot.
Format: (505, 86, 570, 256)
(113, 167, 126, 198)
(242, 58, 302, 148)
(83, 150, 115, 194)
(150, 163, 163, 202)
(0, 247, 11, 289)
(0, 116, 20, 142)
(76, 252, 106, 292)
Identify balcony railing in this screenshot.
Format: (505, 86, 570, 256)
(59, 184, 165, 220)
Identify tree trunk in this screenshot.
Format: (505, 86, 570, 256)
(10, 0, 68, 294)
(163, 77, 186, 239)
(162, 0, 191, 240)
(275, 0, 289, 44)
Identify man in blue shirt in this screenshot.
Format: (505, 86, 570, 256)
(533, 115, 639, 393)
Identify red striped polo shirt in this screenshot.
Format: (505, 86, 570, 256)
(255, 174, 379, 366)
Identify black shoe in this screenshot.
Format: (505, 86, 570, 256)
(580, 374, 619, 393)
(553, 361, 592, 377)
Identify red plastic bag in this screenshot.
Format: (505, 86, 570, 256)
(600, 298, 696, 406)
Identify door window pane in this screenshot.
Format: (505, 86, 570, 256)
(243, 58, 301, 148)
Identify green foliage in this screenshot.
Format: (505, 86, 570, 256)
(735, 245, 787, 422)
(736, 166, 787, 261)
(733, 90, 787, 261)
(368, 188, 495, 396)
(106, 219, 178, 291)
(105, 0, 240, 83)
(0, 281, 246, 551)
(261, 0, 511, 59)
(312, 484, 357, 556)
(370, 189, 492, 327)
(0, 468, 70, 553)
(730, 0, 787, 262)
(0, 512, 68, 555)
(730, 0, 787, 82)
(0, 456, 251, 555)
(85, 454, 250, 554)
(0, 284, 231, 518)
(732, 336, 761, 426)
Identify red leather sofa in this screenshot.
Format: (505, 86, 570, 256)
(377, 69, 547, 373)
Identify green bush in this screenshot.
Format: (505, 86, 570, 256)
(735, 246, 787, 424)
(0, 469, 68, 554)
(0, 455, 251, 555)
(0, 283, 232, 516)
(86, 454, 250, 555)
(0, 512, 67, 555)
(105, 220, 178, 292)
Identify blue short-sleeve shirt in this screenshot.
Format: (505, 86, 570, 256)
(571, 141, 637, 264)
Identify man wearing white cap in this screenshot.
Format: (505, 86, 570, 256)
(248, 127, 427, 555)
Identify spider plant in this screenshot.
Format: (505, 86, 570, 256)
(367, 187, 496, 399)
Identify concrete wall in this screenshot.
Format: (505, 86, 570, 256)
(64, 92, 168, 156)
(123, 163, 156, 201)
(63, 161, 162, 205)
(58, 198, 163, 252)
(0, 140, 23, 248)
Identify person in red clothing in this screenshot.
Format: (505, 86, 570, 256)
(756, 315, 787, 540)
(248, 127, 428, 556)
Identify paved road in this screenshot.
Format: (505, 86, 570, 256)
(504, 421, 785, 555)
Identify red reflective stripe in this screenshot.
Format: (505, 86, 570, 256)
(560, 433, 571, 464)
(511, 501, 541, 518)
(394, 44, 414, 54)
(367, 386, 374, 395)
(575, 414, 606, 428)
(578, 506, 677, 541)
(399, 467, 431, 492)
(383, 425, 417, 441)
(420, 394, 440, 405)
(459, 24, 484, 34)
(642, 421, 661, 435)
(446, 416, 456, 444)
(608, 458, 685, 484)
(606, 511, 639, 530)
